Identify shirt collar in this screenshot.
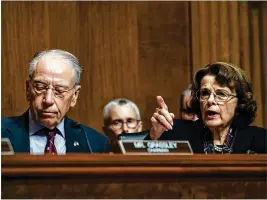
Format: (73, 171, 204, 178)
(28, 110, 65, 138)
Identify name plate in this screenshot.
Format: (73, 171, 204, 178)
(118, 140, 193, 155)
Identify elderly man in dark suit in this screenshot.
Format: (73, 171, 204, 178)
(2, 49, 110, 154)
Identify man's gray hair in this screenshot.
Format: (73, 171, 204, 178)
(103, 98, 141, 126)
(29, 49, 83, 85)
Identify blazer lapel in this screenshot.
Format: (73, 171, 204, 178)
(4, 111, 30, 152)
(64, 118, 90, 153)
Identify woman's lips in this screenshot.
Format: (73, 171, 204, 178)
(206, 110, 220, 120)
(206, 114, 219, 120)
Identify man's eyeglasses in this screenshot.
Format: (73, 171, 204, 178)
(32, 81, 75, 99)
(110, 119, 140, 130)
(196, 88, 237, 102)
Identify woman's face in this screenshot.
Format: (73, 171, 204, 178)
(199, 74, 238, 130)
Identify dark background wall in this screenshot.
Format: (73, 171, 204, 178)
(2, 1, 266, 133)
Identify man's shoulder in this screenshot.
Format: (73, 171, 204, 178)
(64, 117, 110, 153)
(65, 117, 108, 140)
(82, 124, 108, 139)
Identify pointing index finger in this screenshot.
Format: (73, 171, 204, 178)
(156, 96, 168, 110)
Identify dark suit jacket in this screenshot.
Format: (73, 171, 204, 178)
(146, 119, 267, 154)
(1, 111, 110, 153)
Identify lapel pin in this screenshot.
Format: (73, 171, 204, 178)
(73, 141, 79, 147)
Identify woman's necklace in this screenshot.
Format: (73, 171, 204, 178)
(214, 144, 223, 153)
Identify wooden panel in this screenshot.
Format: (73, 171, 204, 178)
(250, 8, 263, 127)
(69, 2, 140, 130)
(219, 2, 230, 61)
(239, 2, 251, 79)
(190, 1, 267, 128)
(260, 3, 267, 128)
(2, 1, 266, 134)
(1, 1, 190, 133)
(1, 2, 50, 116)
(199, 2, 210, 67)
(229, 1, 240, 67)
(210, 2, 219, 62)
(190, 2, 200, 73)
(2, 154, 267, 199)
(137, 2, 191, 120)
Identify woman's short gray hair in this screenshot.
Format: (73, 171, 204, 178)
(103, 98, 141, 126)
(29, 49, 83, 85)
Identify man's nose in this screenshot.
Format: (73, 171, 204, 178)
(43, 89, 55, 105)
(122, 122, 129, 133)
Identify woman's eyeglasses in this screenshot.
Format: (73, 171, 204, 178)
(196, 88, 237, 102)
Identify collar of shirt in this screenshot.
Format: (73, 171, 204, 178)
(28, 110, 65, 138)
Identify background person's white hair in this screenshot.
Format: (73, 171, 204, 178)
(29, 49, 83, 86)
(103, 98, 141, 126)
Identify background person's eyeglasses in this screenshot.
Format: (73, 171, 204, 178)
(32, 81, 75, 99)
(196, 89, 237, 102)
(110, 119, 140, 130)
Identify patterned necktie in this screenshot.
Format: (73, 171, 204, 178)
(44, 129, 57, 154)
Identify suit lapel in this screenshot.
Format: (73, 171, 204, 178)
(64, 118, 89, 153)
(5, 111, 30, 152)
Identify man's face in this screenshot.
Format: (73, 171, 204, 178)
(106, 104, 142, 136)
(181, 90, 198, 121)
(26, 57, 81, 129)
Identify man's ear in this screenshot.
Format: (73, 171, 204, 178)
(103, 126, 117, 141)
(137, 121, 143, 132)
(26, 80, 31, 101)
(102, 126, 108, 135)
(70, 85, 81, 107)
(103, 126, 112, 136)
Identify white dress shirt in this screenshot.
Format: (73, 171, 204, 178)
(29, 111, 66, 155)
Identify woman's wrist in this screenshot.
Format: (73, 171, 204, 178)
(149, 127, 160, 140)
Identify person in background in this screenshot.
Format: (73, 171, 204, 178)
(103, 98, 143, 152)
(179, 86, 198, 121)
(148, 62, 266, 154)
(1, 49, 110, 154)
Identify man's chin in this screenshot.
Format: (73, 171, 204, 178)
(38, 118, 58, 129)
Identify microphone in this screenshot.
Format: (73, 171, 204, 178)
(81, 126, 93, 153)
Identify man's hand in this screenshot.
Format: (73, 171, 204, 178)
(150, 96, 175, 140)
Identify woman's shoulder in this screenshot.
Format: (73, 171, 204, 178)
(235, 125, 267, 154)
(236, 125, 266, 141)
(239, 125, 266, 134)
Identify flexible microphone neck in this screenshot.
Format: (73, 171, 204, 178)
(75, 122, 93, 153)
